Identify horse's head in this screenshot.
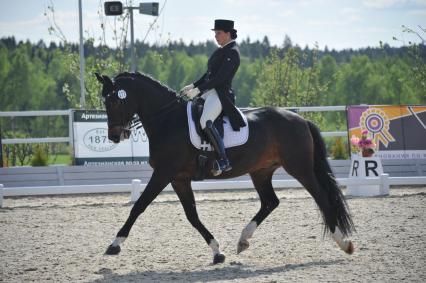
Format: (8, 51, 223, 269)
(95, 73, 137, 143)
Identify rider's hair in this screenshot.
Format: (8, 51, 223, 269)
(230, 29, 237, 40)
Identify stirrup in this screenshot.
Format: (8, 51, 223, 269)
(211, 159, 232, 176)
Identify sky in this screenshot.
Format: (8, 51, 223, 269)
(0, 0, 425, 50)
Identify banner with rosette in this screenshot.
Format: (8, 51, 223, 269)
(347, 105, 426, 159)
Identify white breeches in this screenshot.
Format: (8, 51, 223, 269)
(200, 89, 222, 129)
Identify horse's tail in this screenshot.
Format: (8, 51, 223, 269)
(308, 121, 355, 237)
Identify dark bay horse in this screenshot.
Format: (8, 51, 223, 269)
(95, 72, 355, 264)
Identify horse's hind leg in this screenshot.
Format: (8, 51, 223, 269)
(171, 178, 225, 264)
(237, 168, 279, 254)
(285, 167, 354, 254)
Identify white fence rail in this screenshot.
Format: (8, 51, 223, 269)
(0, 109, 73, 145)
(2, 175, 426, 207)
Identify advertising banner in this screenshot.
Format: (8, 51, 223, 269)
(73, 110, 149, 165)
(347, 105, 426, 159)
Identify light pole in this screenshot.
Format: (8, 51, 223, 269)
(104, 1, 159, 72)
(78, 0, 85, 108)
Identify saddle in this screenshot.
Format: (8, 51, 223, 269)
(187, 97, 249, 180)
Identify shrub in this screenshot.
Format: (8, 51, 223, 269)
(331, 137, 349, 159)
(31, 145, 49, 166)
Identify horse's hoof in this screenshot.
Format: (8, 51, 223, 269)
(213, 253, 225, 264)
(345, 241, 354, 255)
(237, 239, 249, 254)
(105, 244, 121, 255)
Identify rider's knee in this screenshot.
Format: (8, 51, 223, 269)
(200, 118, 207, 130)
(201, 119, 213, 130)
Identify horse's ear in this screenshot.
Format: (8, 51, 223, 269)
(102, 75, 113, 88)
(101, 75, 114, 96)
(95, 72, 104, 84)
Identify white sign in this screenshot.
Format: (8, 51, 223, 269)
(347, 155, 387, 197)
(72, 110, 149, 166)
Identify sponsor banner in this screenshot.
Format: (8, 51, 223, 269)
(75, 157, 149, 166)
(347, 105, 426, 159)
(74, 110, 108, 122)
(373, 150, 426, 159)
(73, 110, 149, 165)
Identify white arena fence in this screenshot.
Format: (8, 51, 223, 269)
(1, 160, 426, 207)
(2, 174, 426, 207)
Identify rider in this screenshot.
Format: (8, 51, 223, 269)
(181, 19, 246, 176)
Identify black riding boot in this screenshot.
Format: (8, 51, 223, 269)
(204, 120, 232, 176)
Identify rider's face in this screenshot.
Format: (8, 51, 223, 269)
(214, 30, 231, 47)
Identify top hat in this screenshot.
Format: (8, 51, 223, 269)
(212, 19, 236, 32)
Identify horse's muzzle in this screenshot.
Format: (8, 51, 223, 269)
(108, 126, 122, 144)
(108, 126, 131, 143)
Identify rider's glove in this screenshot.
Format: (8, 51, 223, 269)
(180, 84, 194, 95)
(186, 87, 200, 99)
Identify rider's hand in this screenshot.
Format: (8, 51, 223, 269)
(186, 88, 200, 99)
(180, 84, 194, 95)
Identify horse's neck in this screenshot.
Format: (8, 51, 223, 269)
(135, 81, 184, 138)
(138, 101, 185, 141)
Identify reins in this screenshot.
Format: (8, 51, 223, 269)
(129, 93, 186, 130)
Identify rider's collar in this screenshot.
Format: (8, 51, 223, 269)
(220, 40, 235, 48)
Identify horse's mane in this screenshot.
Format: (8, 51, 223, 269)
(114, 72, 177, 97)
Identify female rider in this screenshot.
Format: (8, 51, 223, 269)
(181, 19, 246, 176)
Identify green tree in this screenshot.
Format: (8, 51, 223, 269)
(395, 25, 426, 100)
(140, 50, 164, 79)
(318, 55, 338, 105)
(234, 57, 261, 106)
(0, 43, 10, 90)
(250, 46, 326, 124)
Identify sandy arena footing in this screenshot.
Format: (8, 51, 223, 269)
(1, 187, 425, 282)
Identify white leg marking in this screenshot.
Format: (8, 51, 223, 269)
(111, 237, 126, 247)
(240, 221, 257, 242)
(209, 239, 221, 256)
(332, 228, 350, 251)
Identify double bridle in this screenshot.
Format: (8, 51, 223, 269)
(112, 91, 186, 134)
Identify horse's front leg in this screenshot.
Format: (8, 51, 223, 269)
(171, 178, 225, 264)
(105, 169, 172, 255)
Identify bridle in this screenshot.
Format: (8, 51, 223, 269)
(104, 89, 132, 140)
(105, 87, 186, 136)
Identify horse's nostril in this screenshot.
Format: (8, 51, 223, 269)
(109, 133, 121, 143)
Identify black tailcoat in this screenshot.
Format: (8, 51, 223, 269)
(193, 41, 246, 130)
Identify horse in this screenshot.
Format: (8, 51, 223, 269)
(95, 71, 355, 264)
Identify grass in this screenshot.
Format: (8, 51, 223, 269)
(2, 153, 72, 167)
(48, 154, 72, 165)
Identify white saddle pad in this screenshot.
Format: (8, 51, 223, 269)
(187, 102, 249, 151)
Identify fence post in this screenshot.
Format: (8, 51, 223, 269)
(68, 109, 75, 165)
(0, 184, 4, 208)
(130, 179, 141, 203)
(380, 174, 390, 196)
(0, 124, 3, 168)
